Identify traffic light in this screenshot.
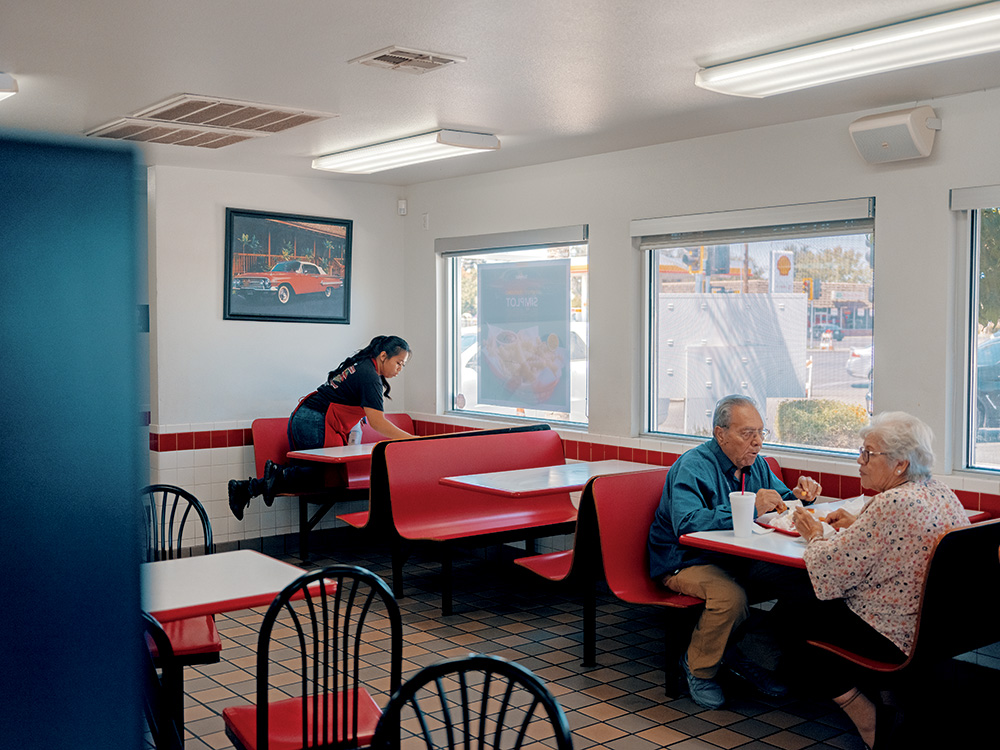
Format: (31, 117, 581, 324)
(812, 279, 821, 299)
(683, 248, 703, 273)
(801, 277, 813, 299)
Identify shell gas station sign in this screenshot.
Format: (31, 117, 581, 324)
(769, 250, 795, 293)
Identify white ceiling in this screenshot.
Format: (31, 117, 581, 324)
(3, 0, 999, 185)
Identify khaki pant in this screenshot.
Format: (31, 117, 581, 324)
(665, 560, 816, 679)
(664, 564, 748, 679)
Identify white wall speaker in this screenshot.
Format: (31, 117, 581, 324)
(848, 105, 941, 164)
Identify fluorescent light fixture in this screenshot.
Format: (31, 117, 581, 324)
(0, 72, 18, 101)
(695, 2, 1000, 98)
(312, 129, 500, 174)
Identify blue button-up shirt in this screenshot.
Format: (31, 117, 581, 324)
(647, 438, 794, 579)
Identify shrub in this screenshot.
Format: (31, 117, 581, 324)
(775, 399, 869, 449)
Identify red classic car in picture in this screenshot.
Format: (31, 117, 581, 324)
(232, 260, 343, 304)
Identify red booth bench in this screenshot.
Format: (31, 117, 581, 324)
(251, 413, 413, 559)
(342, 424, 576, 615)
(515, 468, 703, 677)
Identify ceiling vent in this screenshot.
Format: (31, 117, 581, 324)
(348, 46, 466, 74)
(87, 94, 336, 149)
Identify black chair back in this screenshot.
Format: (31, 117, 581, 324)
(142, 612, 184, 750)
(371, 653, 574, 750)
(142, 484, 213, 561)
(910, 517, 1000, 670)
(254, 565, 402, 750)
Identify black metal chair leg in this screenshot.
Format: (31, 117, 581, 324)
(441, 548, 453, 616)
(582, 581, 597, 667)
(299, 498, 310, 560)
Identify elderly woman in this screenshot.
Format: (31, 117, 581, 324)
(790, 412, 968, 749)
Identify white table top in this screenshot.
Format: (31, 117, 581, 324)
(680, 528, 810, 569)
(141, 549, 310, 622)
(440, 459, 664, 498)
(285, 442, 377, 464)
(683, 501, 991, 569)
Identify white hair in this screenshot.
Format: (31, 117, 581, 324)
(859, 411, 934, 480)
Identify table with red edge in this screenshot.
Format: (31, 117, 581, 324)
(285, 442, 377, 464)
(141, 549, 314, 622)
(439, 459, 664, 498)
(680, 502, 991, 569)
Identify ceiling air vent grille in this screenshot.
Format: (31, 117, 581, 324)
(86, 94, 336, 149)
(349, 46, 466, 74)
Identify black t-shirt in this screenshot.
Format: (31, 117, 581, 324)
(301, 357, 385, 414)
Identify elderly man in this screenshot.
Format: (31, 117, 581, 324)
(648, 395, 821, 709)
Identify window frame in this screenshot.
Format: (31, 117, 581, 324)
(437, 225, 589, 425)
(953, 185, 1000, 472)
(634, 199, 875, 454)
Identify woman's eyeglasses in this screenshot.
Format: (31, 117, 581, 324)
(858, 447, 889, 464)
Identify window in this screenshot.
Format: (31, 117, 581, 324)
(440, 226, 589, 424)
(955, 185, 1000, 469)
(635, 199, 874, 452)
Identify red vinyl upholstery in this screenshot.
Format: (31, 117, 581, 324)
(515, 467, 702, 667)
(224, 691, 382, 750)
(384, 428, 574, 542)
(160, 615, 222, 659)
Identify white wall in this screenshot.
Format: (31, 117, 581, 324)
(147, 165, 406, 541)
(401, 88, 1000, 489)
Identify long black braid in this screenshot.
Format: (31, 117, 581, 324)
(328, 334, 410, 398)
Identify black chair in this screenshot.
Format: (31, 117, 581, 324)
(142, 483, 214, 562)
(370, 654, 574, 750)
(142, 612, 184, 750)
(222, 565, 403, 750)
(141, 484, 222, 739)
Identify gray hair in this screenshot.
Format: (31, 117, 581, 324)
(859, 411, 934, 480)
(713, 395, 758, 430)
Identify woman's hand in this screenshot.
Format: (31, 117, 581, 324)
(362, 408, 412, 440)
(792, 507, 824, 541)
(823, 508, 856, 530)
(792, 476, 822, 503)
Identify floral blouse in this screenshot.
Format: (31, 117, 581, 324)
(803, 478, 969, 655)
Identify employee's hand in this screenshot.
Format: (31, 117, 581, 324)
(792, 507, 824, 541)
(824, 508, 856, 530)
(755, 488, 787, 515)
(792, 476, 822, 503)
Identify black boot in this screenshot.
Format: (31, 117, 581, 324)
(262, 460, 282, 506)
(228, 479, 252, 520)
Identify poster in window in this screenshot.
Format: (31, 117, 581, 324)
(477, 260, 571, 412)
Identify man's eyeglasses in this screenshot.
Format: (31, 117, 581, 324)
(732, 428, 769, 440)
(858, 447, 889, 464)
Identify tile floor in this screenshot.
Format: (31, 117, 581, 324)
(169, 532, 999, 749)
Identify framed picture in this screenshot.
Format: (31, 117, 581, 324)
(224, 208, 352, 324)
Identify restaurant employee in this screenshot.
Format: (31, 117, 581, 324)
(228, 334, 412, 520)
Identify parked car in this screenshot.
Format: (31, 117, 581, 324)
(457, 324, 588, 422)
(845, 345, 872, 378)
(232, 260, 342, 304)
(810, 322, 844, 341)
(976, 335, 1000, 427)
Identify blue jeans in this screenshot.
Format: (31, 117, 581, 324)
(289, 406, 326, 450)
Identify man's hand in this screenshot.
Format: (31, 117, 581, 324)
(823, 508, 856, 530)
(791, 476, 822, 503)
(755, 488, 787, 515)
